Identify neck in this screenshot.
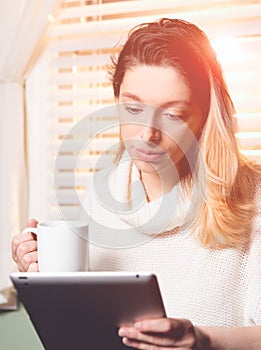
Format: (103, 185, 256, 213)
(140, 166, 180, 202)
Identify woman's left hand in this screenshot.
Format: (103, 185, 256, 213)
(118, 317, 210, 349)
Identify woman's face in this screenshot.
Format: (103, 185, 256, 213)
(118, 65, 204, 176)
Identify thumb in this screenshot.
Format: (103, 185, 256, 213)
(27, 218, 38, 228)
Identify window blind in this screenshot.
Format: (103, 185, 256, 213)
(26, 0, 261, 220)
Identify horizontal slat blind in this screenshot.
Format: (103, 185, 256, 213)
(29, 0, 261, 220)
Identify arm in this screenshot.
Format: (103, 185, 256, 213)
(118, 317, 261, 349)
(200, 325, 261, 350)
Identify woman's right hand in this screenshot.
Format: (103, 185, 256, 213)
(11, 218, 39, 272)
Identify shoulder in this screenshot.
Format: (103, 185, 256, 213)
(252, 175, 261, 223)
(254, 177, 261, 203)
(248, 178, 261, 253)
(245, 162, 261, 226)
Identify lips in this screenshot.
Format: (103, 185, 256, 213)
(135, 148, 164, 161)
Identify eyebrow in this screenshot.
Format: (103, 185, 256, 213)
(120, 92, 192, 108)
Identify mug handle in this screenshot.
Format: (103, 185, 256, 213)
(22, 227, 38, 235)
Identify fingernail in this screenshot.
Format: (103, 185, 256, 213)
(122, 337, 130, 345)
(119, 328, 128, 336)
(135, 322, 142, 329)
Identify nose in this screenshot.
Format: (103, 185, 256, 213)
(138, 106, 162, 143)
(140, 125, 161, 143)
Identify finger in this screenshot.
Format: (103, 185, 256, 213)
(18, 261, 39, 273)
(119, 319, 196, 348)
(16, 241, 38, 271)
(16, 240, 38, 261)
(122, 337, 147, 349)
(17, 251, 38, 272)
(22, 250, 38, 271)
(135, 318, 191, 336)
(122, 336, 175, 350)
(28, 262, 39, 272)
(135, 318, 174, 333)
(119, 327, 175, 347)
(11, 219, 38, 262)
(11, 232, 36, 263)
(11, 232, 36, 262)
(27, 218, 38, 227)
(12, 231, 37, 249)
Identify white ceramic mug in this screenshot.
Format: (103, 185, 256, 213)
(22, 220, 88, 272)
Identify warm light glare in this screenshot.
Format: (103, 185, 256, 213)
(240, 150, 261, 163)
(48, 13, 55, 23)
(211, 37, 245, 64)
(236, 132, 261, 139)
(241, 150, 261, 155)
(236, 113, 260, 118)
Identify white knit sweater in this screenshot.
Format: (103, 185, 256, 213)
(81, 159, 261, 327)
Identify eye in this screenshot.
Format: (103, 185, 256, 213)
(161, 108, 186, 121)
(162, 112, 181, 121)
(124, 104, 144, 115)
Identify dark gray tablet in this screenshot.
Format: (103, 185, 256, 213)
(10, 272, 166, 350)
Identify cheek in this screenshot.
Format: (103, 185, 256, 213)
(120, 125, 139, 141)
(165, 124, 199, 158)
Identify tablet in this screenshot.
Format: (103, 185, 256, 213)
(10, 272, 166, 350)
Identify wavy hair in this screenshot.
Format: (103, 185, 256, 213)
(108, 18, 260, 249)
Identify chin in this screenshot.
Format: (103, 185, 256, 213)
(132, 159, 161, 174)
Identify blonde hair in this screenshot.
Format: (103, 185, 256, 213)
(190, 77, 260, 249)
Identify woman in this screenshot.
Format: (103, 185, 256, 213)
(12, 18, 261, 349)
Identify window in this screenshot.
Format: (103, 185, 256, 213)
(26, 0, 261, 221)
